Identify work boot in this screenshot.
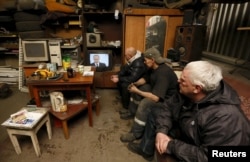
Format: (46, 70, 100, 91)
(115, 95, 121, 100)
(119, 108, 129, 114)
(120, 112, 134, 120)
(127, 142, 154, 161)
(120, 132, 137, 143)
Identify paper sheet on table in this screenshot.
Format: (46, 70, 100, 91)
(83, 66, 91, 71)
(83, 71, 94, 76)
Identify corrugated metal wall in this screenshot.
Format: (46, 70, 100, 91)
(205, 2, 250, 62)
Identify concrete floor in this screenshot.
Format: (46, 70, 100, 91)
(0, 87, 149, 162)
(0, 59, 249, 162)
(0, 86, 31, 143)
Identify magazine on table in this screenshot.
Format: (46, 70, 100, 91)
(1, 108, 46, 128)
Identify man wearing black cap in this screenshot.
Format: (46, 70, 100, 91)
(120, 47, 178, 153)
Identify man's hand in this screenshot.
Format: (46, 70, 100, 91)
(128, 83, 139, 93)
(111, 75, 119, 83)
(155, 132, 172, 155)
(133, 78, 145, 86)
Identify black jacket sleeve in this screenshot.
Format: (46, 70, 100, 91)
(155, 94, 208, 162)
(118, 57, 147, 84)
(154, 93, 183, 134)
(168, 140, 208, 162)
(161, 92, 250, 162)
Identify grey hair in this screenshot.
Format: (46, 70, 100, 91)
(184, 61, 223, 92)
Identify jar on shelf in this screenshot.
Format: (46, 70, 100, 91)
(78, 65, 84, 74)
(62, 55, 71, 70)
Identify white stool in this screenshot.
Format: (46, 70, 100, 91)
(2, 108, 52, 157)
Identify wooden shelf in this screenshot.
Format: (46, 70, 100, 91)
(0, 34, 18, 38)
(83, 11, 118, 14)
(0, 34, 19, 56)
(2, 52, 18, 55)
(82, 0, 123, 88)
(237, 27, 250, 30)
(124, 8, 183, 16)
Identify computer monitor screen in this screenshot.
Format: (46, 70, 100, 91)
(22, 40, 49, 62)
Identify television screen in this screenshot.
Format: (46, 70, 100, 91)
(22, 40, 49, 62)
(86, 50, 113, 71)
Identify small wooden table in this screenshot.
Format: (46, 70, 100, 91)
(27, 72, 95, 125)
(49, 100, 100, 139)
(1, 107, 52, 157)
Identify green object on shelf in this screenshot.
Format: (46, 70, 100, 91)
(62, 55, 71, 70)
(63, 55, 71, 62)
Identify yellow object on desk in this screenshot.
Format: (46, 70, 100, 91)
(35, 69, 54, 78)
(62, 55, 71, 70)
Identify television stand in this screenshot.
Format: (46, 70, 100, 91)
(94, 65, 120, 88)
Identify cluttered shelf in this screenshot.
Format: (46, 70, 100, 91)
(0, 33, 19, 55)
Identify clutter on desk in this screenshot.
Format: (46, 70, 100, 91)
(27, 63, 63, 81)
(78, 65, 84, 74)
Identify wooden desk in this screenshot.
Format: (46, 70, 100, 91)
(26, 72, 96, 128)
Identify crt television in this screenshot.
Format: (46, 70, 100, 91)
(22, 40, 49, 62)
(86, 50, 113, 71)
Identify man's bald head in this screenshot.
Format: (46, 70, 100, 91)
(125, 47, 137, 60)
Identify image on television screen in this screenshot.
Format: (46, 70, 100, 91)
(89, 53, 109, 66)
(87, 50, 113, 71)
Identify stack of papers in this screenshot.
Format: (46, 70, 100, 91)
(10, 110, 27, 124)
(83, 71, 94, 76)
(83, 66, 91, 71)
(8, 109, 43, 126)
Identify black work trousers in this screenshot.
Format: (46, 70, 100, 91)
(128, 84, 151, 115)
(139, 113, 156, 155)
(139, 112, 180, 156)
(117, 81, 130, 109)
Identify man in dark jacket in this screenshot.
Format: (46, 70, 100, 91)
(120, 47, 178, 144)
(111, 47, 147, 113)
(127, 60, 250, 161)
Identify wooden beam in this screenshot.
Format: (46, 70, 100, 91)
(124, 8, 183, 16)
(237, 27, 250, 31)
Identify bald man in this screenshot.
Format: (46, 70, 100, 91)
(111, 47, 147, 114)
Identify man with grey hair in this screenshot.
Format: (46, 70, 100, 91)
(127, 60, 250, 161)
